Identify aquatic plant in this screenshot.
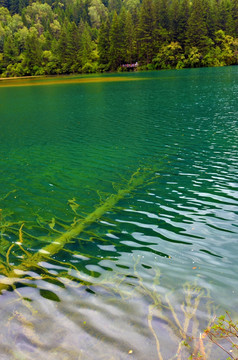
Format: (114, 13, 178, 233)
(3, 260, 221, 360)
(202, 312, 238, 360)
(0, 167, 232, 360)
(133, 256, 217, 360)
(0, 167, 156, 293)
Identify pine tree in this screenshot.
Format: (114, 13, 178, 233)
(9, 0, 19, 14)
(118, 7, 127, 63)
(177, 0, 190, 47)
(124, 10, 137, 63)
(67, 21, 80, 71)
(202, 0, 217, 39)
(2, 0, 238, 75)
(186, 0, 211, 53)
(18, 0, 28, 14)
(170, 0, 180, 41)
(218, 0, 234, 35)
(98, 18, 110, 65)
(78, 21, 94, 68)
(109, 11, 121, 69)
(138, 0, 155, 64)
(155, 0, 170, 30)
(0, 0, 10, 9)
(232, 0, 238, 36)
(3, 33, 18, 65)
(23, 29, 42, 73)
(108, 0, 121, 14)
(57, 23, 69, 72)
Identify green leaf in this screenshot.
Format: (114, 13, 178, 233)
(39, 289, 60, 302)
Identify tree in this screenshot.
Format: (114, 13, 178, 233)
(177, 0, 190, 47)
(78, 21, 95, 69)
(153, 41, 185, 69)
(123, 0, 140, 12)
(218, 0, 234, 35)
(23, 2, 54, 30)
(213, 29, 238, 64)
(0, 0, 10, 9)
(56, 24, 68, 72)
(0, 6, 11, 25)
(155, 0, 170, 30)
(3, 33, 18, 66)
(98, 18, 110, 66)
(67, 21, 80, 71)
(88, 0, 108, 28)
(109, 11, 122, 69)
(108, 0, 121, 14)
(0, 21, 6, 52)
(14, 25, 28, 52)
(170, 0, 180, 41)
(124, 10, 137, 63)
(186, 0, 212, 53)
(22, 27, 43, 74)
(118, 7, 127, 63)
(2, 0, 238, 76)
(232, 0, 238, 37)
(138, 0, 156, 64)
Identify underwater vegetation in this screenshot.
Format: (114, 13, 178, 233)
(0, 167, 155, 292)
(0, 167, 236, 360)
(203, 313, 238, 360)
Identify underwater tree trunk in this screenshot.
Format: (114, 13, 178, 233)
(0, 167, 153, 293)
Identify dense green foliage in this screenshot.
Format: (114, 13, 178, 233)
(0, 0, 238, 76)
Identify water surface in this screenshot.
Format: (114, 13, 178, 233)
(0, 67, 238, 360)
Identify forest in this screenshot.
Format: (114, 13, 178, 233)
(0, 0, 238, 76)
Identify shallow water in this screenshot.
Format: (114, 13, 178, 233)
(0, 67, 237, 359)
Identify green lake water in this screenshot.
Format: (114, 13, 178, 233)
(0, 67, 237, 359)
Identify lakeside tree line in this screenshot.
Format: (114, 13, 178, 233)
(0, 0, 238, 76)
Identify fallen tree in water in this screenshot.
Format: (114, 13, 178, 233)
(0, 168, 236, 360)
(0, 167, 155, 293)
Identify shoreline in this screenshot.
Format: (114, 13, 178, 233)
(0, 74, 69, 81)
(0, 75, 46, 81)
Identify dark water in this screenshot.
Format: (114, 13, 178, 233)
(0, 68, 237, 360)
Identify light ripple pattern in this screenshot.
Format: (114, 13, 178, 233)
(0, 67, 237, 360)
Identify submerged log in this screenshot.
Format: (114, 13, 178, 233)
(0, 167, 153, 293)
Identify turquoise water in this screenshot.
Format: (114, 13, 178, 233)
(0, 67, 238, 359)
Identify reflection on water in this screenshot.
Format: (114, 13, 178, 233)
(0, 67, 238, 359)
